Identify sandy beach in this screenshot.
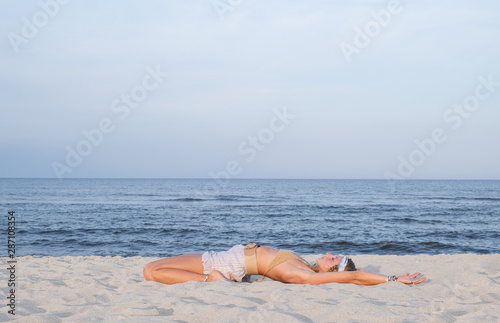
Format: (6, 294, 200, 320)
(1, 254, 499, 322)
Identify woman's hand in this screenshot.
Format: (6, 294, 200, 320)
(206, 270, 231, 282)
(397, 272, 426, 285)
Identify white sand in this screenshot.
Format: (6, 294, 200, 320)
(1, 254, 499, 322)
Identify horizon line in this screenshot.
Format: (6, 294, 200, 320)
(1, 177, 499, 181)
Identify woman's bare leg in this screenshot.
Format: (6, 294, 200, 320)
(143, 254, 206, 284)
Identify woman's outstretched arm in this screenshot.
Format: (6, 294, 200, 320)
(307, 270, 385, 285)
(284, 269, 426, 285)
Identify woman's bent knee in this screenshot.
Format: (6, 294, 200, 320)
(143, 262, 155, 281)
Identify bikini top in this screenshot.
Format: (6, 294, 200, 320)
(258, 249, 314, 282)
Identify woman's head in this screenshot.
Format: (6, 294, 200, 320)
(316, 253, 357, 273)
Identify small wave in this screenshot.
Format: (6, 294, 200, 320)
(38, 229, 74, 235)
(170, 195, 258, 202)
(391, 217, 418, 223)
(173, 198, 207, 202)
(465, 197, 500, 201)
(378, 241, 455, 253)
(216, 195, 257, 201)
(316, 205, 346, 210)
(157, 228, 203, 234)
(423, 196, 500, 201)
(421, 241, 455, 248)
(79, 241, 116, 247)
(233, 204, 270, 208)
(330, 240, 359, 247)
(112, 193, 162, 197)
(132, 239, 159, 245)
(265, 213, 293, 218)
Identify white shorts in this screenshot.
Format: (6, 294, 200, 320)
(201, 244, 247, 282)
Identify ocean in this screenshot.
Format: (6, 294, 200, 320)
(1, 178, 499, 257)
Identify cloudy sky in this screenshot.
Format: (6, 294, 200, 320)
(1, 0, 499, 179)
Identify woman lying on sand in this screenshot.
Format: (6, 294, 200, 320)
(144, 243, 426, 285)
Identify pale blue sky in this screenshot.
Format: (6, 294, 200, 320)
(1, 0, 499, 179)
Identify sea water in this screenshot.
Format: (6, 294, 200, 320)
(1, 178, 499, 257)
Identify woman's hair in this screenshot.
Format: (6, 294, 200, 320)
(328, 258, 357, 272)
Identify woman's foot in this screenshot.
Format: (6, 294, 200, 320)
(207, 270, 231, 282)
